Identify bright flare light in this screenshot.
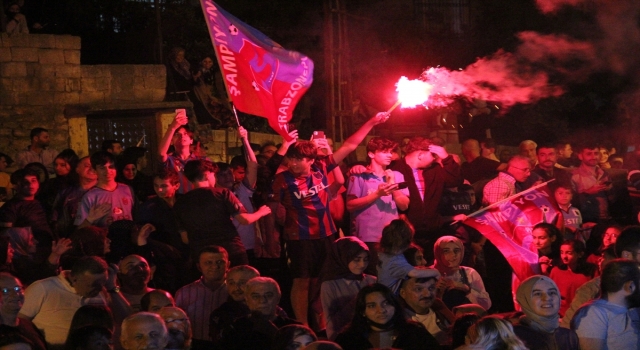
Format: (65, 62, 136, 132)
(396, 76, 435, 108)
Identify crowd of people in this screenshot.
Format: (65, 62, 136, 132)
(1, 110, 640, 350)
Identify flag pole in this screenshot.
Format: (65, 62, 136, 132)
(231, 103, 241, 128)
(451, 179, 556, 225)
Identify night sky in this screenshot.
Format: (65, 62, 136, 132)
(17, 0, 640, 146)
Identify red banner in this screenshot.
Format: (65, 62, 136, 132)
(463, 185, 563, 281)
(200, 1, 314, 140)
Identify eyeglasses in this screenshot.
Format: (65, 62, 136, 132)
(511, 166, 531, 173)
(1, 286, 22, 295)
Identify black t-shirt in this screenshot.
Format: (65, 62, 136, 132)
(461, 157, 500, 184)
(0, 197, 53, 246)
(136, 195, 184, 250)
(173, 187, 247, 256)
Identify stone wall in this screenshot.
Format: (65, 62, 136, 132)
(0, 33, 166, 159)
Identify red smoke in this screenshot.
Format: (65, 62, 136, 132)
(408, 32, 595, 109)
(535, 0, 587, 13)
(401, 0, 640, 111)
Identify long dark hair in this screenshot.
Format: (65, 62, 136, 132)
(55, 149, 80, 179)
(558, 239, 596, 277)
(343, 283, 407, 336)
(533, 223, 562, 258)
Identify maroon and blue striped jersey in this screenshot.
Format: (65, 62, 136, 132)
(271, 155, 338, 240)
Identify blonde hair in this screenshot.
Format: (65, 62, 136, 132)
(470, 316, 528, 350)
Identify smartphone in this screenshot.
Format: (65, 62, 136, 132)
(175, 108, 186, 115)
(312, 130, 326, 140)
(396, 182, 409, 189)
(287, 123, 296, 132)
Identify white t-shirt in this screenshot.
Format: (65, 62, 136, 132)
(19, 272, 107, 345)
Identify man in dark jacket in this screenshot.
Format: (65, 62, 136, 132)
(390, 137, 462, 263)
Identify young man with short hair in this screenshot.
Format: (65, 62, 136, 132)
(532, 143, 571, 183)
(75, 151, 135, 228)
(271, 112, 389, 325)
(173, 159, 271, 265)
(556, 142, 575, 167)
(136, 168, 184, 250)
(216, 127, 261, 264)
(347, 136, 409, 274)
(571, 259, 640, 350)
(51, 156, 98, 237)
(571, 143, 612, 222)
(0, 168, 54, 251)
(390, 136, 462, 263)
(101, 139, 123, 156)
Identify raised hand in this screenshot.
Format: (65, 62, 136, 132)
(87, 203, 111, 224)
(371, 112, 390, 125)
(238, 126, 248, 139)
(51, 238, 73, 256)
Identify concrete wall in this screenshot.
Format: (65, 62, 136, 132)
(0, 33, 361, 164)
(0, 33, 166, 159)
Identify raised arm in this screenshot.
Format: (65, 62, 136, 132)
(158, 110, 188, 163)
(238, 126, 259, 189)
(333, 112, 389, 164)
(276, 129, 299, 157)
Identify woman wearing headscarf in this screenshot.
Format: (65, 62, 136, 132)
(432, 235, 491, 310)
(513, 275, 579, 350)
(3, 227, 71, 285)
(320, 236, 377, 340)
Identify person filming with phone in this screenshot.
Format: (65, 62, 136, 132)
(346, 137, 410, 275)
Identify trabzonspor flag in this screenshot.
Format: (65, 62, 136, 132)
(462, 184, 563, 281)
(200, 1, 313, 140)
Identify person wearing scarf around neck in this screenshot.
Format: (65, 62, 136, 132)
(432, 235, 491, 311)
(319, 236, 377, 340)
(513, 275, 579, 350)
(334, 283, 441, 350)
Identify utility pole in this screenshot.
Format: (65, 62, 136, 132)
(323, 0, 352, 142)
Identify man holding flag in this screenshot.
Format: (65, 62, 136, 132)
(200, 0, 313, 140)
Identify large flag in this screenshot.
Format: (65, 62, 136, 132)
(462, 183, 563, 282)
(200, 1, 314, 140)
